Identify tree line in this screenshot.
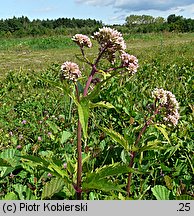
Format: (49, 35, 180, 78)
(0, 14, 193, 38)
(0, 16, 103, 37)
(121, 14, 194, 33)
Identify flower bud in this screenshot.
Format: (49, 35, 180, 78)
(61, 61, 81, 82)
(72, 34, 92, 48)
(152, 88, 180, 126)
(121, 52, 139, 74)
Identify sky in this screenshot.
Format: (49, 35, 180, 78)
(0, 0, 194, 24)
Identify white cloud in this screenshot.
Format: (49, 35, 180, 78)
(75, 0, 113, 6)
(75, 0, 194, 11)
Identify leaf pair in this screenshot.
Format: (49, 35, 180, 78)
(82, 163, 140, 193)
(77, 98, 116, 140)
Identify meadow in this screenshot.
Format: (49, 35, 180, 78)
(0, 31, 193, 200)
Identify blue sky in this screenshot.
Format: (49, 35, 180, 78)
(0, 0, 194, 24)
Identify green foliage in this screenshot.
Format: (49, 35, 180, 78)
(77, 98, 90, 140)
(151, 185, 170, 200)
(125, 14, 194, 33)
(41, 177, 65, 200)
(98, 127, 129, 151)
(0, 16, 102, 38)
(0, 32, 193, 200)
(83, 163, 131, 193)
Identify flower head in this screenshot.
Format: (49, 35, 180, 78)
(93, 27, 126, 63)
(63, 163, 67, 169)
(72, 34, 92, 48)
(121, 52, 139, 74)
(93, 27, 126, 51)
(61, 61, 81, 82)
(152, 88, 167, 105)
(16, 145, 22, 149)
(152, 88, 180, 126)
(48, 173, 52, 177)
(38, 136, 42, 142)
(21, 120, 27, 124)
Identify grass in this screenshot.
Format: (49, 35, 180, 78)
(0, 32, 193, 200)
(0, 32, 193, 78)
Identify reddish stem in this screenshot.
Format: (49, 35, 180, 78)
(126, 106, 160, 196)
(75, 84, 82, 199)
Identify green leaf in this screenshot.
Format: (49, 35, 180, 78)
(41, 177, 65, 200)
(151, 185, 170, 200)
(77, 98, 89, 140)
(155, 124, 171, 143)
(19, 155, 71, 183)
(161, 163, 171, 172)
(185, 153, 194, 175)
(82, 179, 126, 193)
(13, 184, 36, 200)
(164, 175, 173, 190)
(85, 163, 140, 183)
(139, 140, 165, 152)
(86, 69, 122, 101)
(35, 74, 65, 92)
(3, 192, 18, 200)
(98, 127, 128, 150)
(47, 163, 70, 181)
(176, 195, 194, 200)
(0, 158, 12, 167)
(0, 167, 16, 178)
(19, 155, 50, 167)
(0, 148, 20, 167)
(89, 101, 115, 109)
(60, 131, 72, 144)
(46, 120, 60, 134)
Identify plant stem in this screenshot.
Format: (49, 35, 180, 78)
(126, 106, 160, 196)
(76, 120, 82, 199)
(75, 84, 82, 199)
(83, 44, 109, 96)
(75, 44, 109, 198)
(83, 66, 97, 96)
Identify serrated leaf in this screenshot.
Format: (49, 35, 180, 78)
(0, 148, 20, 167)
(48, 163, 70, 181)
(85, 163, 140, 183)
(19, 155, 50, 167)
(19, 155, 71, 183)
(139, 140, 165, 152)
(98, 127, 128, 150)
(151, 185, 170, 200)
(13, 184, 35, 200)
(41, 177, 65, 200)
(155, 124, 171, 143)
(77, 98, 89, 140)
(82, 179, 126, 193)
(89, 101, 115, 109)
(60, 131, 72, 144)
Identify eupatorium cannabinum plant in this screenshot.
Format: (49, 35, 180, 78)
(60, 27, 179, 199)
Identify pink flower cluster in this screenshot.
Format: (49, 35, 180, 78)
(93, 27, 126, 51)
(93, 27, 126, 63)
(61, 61, 81, 82)
(72, 34, 92, 48)
(121, 52, 139, 74)
(152, 88, 180, 126)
